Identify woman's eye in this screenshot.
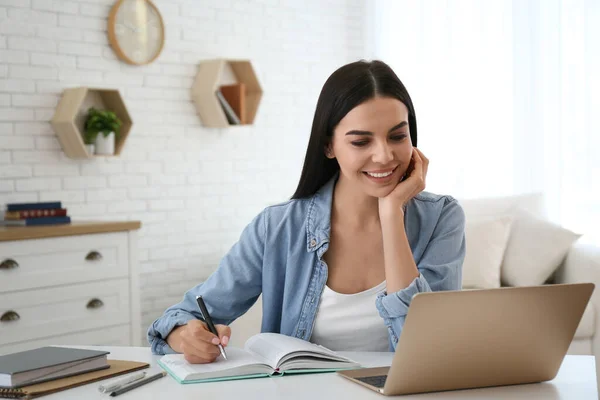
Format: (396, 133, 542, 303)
(390, 134, 407, 141)
(351, 141, 369, 147)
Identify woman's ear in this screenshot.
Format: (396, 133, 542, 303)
(325, 144, 335, 159)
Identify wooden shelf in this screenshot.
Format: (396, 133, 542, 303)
(51, 87, 133, 159)
(191, 59, 263, 128)
(0, 220, 141, 241)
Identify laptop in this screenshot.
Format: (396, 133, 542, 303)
(337, 283, 594, 396)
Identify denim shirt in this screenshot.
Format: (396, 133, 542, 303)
(147, 176, 466, 354)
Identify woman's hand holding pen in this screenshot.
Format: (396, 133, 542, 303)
(378, 147, 429, 217)
(167, 320, 231, 364)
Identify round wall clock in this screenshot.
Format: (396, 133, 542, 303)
(108, 0, 165, 65)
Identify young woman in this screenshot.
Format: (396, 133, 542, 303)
(148, 60, 465, 363)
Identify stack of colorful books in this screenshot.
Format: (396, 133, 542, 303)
(1, 201, 71, 226)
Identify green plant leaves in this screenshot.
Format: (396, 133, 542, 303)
(84, 107, 123, 143)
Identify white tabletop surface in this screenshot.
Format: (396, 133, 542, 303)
(41, 346, 597, 399)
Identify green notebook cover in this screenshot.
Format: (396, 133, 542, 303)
(158, 359, 354, 385)
(158, 359, 270, 384)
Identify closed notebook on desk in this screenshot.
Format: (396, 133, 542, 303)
(158, 332, 360, 384)
(0, 360, 149, 399)
(0, 347, 109, 388)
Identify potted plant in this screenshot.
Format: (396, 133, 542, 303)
(83, 135, 95, 156)
(84, 107, 122, 155)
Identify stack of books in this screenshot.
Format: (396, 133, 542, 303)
(0, 346, 149, 398)
(1, 201, 71, 226)
(0, 347, 109, 389)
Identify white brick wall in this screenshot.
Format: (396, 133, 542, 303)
(0, 0, 366, 344)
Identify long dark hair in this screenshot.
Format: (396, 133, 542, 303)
(291, 60, 417, 199)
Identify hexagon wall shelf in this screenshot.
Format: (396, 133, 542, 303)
(191, 59, 263, 128)
(51, 87, 133, 159)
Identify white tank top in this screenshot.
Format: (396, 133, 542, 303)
(310, 281, 390, 352)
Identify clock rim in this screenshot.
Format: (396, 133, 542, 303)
(108, 0, 166, 66)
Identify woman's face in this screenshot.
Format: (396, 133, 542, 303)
(328, 96, 413, 198)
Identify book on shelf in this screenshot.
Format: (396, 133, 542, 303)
(0, 216, 71, 226)
(4, 208, 68, 220)
(0, 347, 110, 389)
(220, 83, 246, 124)
(158, 332, 360, 384)
(6, 202, 62, 212)
(215, 90, 241, 125)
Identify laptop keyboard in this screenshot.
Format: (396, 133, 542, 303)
(356, 375, 387, 388)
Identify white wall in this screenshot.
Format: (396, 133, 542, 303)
(0, 0, 366, 343)
(369, 0, 600, 233)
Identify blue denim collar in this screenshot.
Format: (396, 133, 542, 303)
(305, 173, 338, 252)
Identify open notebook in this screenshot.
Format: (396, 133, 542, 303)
(158, 333, 361, 384)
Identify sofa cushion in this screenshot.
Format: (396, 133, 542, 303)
(501, 210, 581, 286)
(459, 192, 546, 222)
(462, 216, 513, 289)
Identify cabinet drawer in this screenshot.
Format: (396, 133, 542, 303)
(0, 325, 131, 355)
(0, 232, 129, 292)
(0, 279, 130, 345)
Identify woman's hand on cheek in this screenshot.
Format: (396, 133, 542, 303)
(378, 147, 429, 216)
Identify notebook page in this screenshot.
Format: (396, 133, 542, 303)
(159, 348, 272, 381)
(244, 333, 345, 368)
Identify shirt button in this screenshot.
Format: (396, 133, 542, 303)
(310, 239, 317, 248)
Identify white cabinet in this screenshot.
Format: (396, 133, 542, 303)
(0, 222, 141, 354)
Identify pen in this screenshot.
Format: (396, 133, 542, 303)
(109, 371, 166, 397)
(98, 371, 146, 393)
(196, 295, 228, 360)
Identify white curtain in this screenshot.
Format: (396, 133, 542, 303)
(368, 0, 599, 234)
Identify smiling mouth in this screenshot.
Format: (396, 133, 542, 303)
(362, 166, 398, 179)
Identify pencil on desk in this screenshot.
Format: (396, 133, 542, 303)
(109, 371, 166, 397)
(98, 371, 147, 393)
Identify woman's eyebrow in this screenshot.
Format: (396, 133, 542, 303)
(344, 121, 408, 136)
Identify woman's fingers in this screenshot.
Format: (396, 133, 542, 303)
(180, 331, 219, 364)
(182, 347, 216, 364)
(187, 320, 221, 346)
(414, 147, 428, 163)
(412, 148, 428, 188)
(183, 331, 220, 355)
(414, 148, 429, 180)
(179, 321, 221, 364)
(410, 148, 425, 186)
(215, 324, 231, 346)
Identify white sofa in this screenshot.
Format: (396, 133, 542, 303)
(458, 193, 599, 356)
(230, 193, 600, 375)
(555, 237, 599, 356)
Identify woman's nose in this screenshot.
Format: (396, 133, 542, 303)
(372, 142, 393, 164)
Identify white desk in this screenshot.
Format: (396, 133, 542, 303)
(45, 347, 597, 399)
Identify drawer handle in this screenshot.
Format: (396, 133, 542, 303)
(85, 251, 103, 261)
(0, 259, 19, 270)
(86, 298, 104, 310)
(1, 311, 20, 322)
